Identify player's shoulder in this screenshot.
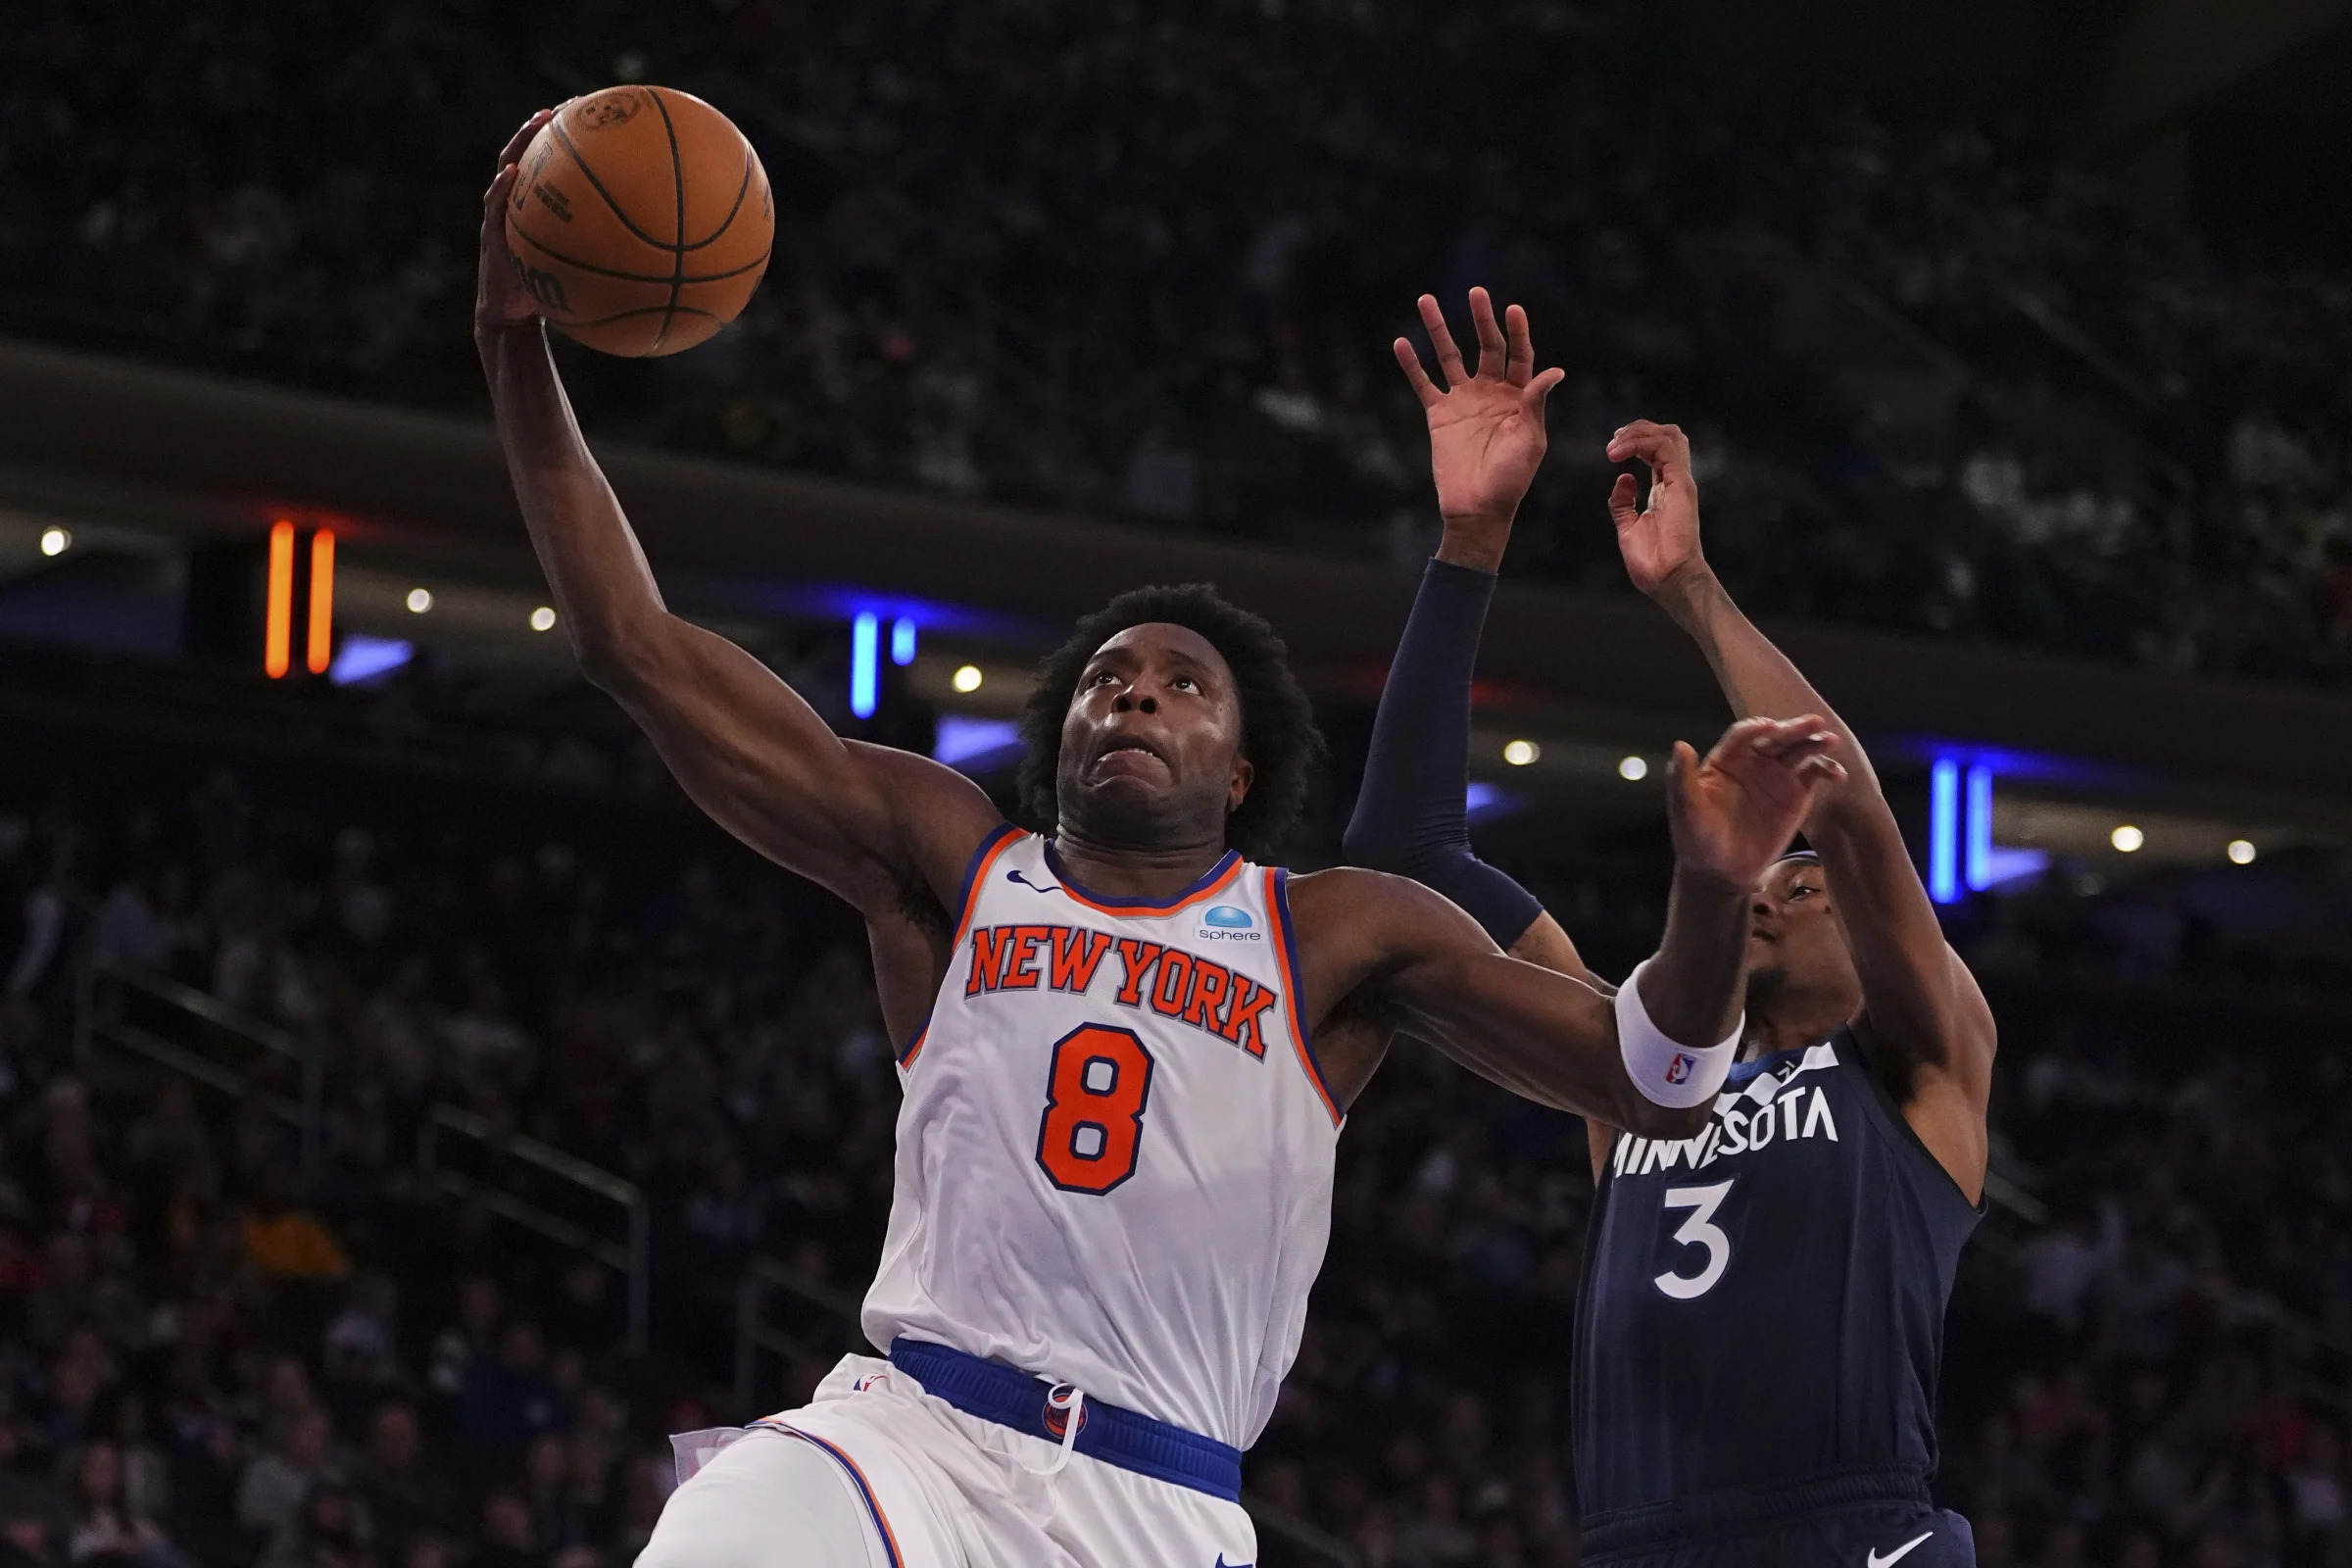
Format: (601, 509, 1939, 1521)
(1282, 865, 1491, 951)
(841, 740, 1010, 921)
(1282, 864, 1430, 915)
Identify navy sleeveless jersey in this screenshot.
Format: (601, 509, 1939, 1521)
(1572, 1030, 1982, 1532)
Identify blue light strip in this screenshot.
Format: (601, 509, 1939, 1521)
(891, 617, 917, 666)
(1929, 758, 1960, 904)
(852, 612, 879, 719)
(1964, 764, 1993, 893)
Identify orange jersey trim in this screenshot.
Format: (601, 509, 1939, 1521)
(1265, 867, 1342, 1127)
(904, 823, 1024, 1070)
(765, 1426, 904, 1567)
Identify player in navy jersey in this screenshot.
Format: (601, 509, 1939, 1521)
(1353, 292, 1995, 1565)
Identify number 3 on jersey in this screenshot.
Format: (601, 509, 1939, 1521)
(1036, 1024, 1155, 1194)
(1654, 1180, 1735, 1299)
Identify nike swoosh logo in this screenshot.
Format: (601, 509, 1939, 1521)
(1006, 869, 1060, 893)
(1867, 1532, 1933, 1568)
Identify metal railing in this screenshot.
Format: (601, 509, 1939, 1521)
(80, 960, 325, 1180)
(74, 958, 650, 1351)
(418, 1104, 651, 1354)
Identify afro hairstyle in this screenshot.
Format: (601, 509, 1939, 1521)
(1016, 583, 1324, 862)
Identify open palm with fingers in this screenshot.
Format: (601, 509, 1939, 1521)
(1667, 715, 1847, 889)
(1395, 288, 1566, 563)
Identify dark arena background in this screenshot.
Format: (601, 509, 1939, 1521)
(4, 1, 2352, 1564)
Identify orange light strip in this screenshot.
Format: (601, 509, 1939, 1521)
(264, 519, 295, 678)
(306, 528, 336, 674)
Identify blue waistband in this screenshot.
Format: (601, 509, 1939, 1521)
(887, 1338, 1243, 1502)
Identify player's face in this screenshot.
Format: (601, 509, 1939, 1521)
(1745, 858, 1862, 1020)
(1055, 622, 1253, 848)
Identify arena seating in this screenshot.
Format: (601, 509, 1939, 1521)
(6, 1, 2351, 684)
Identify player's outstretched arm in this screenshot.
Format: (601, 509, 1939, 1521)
(1606, 419, 1995, 1195)
(473, 113, 998, 920)
(1349, 288, 1587, 972)
(1306, 716, 1843, 1133)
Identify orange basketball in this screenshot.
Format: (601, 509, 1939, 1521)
(504, 86, 772, 358)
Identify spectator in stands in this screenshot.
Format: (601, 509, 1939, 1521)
(235, 1408, 338, 1547)
(60, 1440, 177, 1566)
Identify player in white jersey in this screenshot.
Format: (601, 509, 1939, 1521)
(474, 113, 1849, 1568)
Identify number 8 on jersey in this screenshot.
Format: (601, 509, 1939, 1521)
(1036, 1024, 1156, 1193)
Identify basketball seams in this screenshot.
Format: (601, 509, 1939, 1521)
(682, 149, 755, 251)
(548, 114, 679, 256)
(647, 88, 688, 354)
(509, 224, 771, 287)
(559, 305, 718, 327)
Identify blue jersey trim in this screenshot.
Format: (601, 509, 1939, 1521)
(1042, 841, 1243, 910)
(1268, 868, 1340, 1125)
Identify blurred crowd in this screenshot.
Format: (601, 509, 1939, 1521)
(6, 1, 2352, 682)
(0, 747, 2342, 1567)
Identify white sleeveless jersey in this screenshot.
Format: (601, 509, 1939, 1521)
(861, 826, 1343, 1449)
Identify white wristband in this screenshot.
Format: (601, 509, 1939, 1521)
(1614, 957, 1741, 1109)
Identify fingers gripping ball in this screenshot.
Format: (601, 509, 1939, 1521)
(504, 86, 772, 357)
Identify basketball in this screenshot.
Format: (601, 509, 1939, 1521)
(504, 85, 772, 358)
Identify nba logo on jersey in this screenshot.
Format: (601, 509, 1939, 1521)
(1664, 1052, 1695, 1086)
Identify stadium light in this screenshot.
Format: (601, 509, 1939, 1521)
(2110, 824, 2144, 854)
(1929, 758, 1959, 903)
(851, 611, 880, 719)
(1503, 739, 1539, 766)
(306, 529, 335, 675)
(892, 616, 917, 666)
(953, 664, 984, 693)
(265, 520, 296, 678)
(530, 607, 557, 631)
(1964, 764, 1992, 893)
(2227, 839, 2256, 865)
(406, 588, 433, 613)
(38, 527, 70, 557)
(1618, 755, 1647, 781)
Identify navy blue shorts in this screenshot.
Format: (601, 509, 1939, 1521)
(1583, 1501, 1974, 1568)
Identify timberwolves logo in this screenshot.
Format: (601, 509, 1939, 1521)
(1198, 905, 1260, 942)
(1664, 1052, 1696, 1086)
(1042, 1384, 1088, 1440)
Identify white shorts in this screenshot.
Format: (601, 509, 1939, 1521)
(642, 1354, 1257, 1568)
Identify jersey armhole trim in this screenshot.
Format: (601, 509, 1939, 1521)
(768, 1426, 905, 1568)
(900, 821, 1023, 1068)
(1268, 867, 1343, 1128)
(1843, 1029, 1988, 1219)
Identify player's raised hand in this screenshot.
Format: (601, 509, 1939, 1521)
(1605, 419, 1707, 598)
(476, 108, 556, 339)
(1664, 716, 1847, 890)
(1394, 288, 1567, 571)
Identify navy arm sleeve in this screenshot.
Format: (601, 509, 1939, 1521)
(1343, 558, 1545, 951)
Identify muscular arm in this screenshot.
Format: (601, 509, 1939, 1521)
(1291, 866, 1736, 1138)
(474, 127, 998, 950)
(1609, 421, 1995, 1198)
